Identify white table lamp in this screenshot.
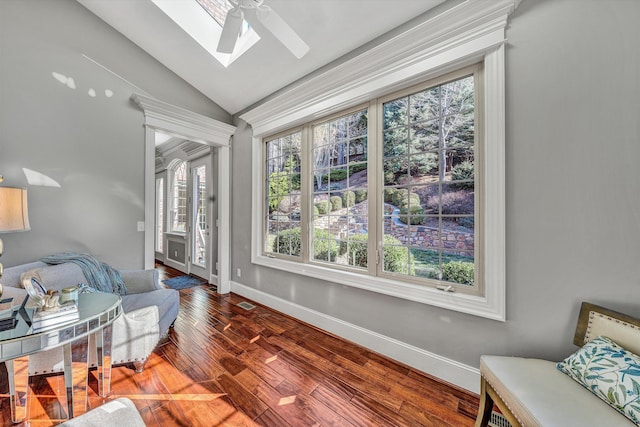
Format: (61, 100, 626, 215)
(0, 178, 31, 287)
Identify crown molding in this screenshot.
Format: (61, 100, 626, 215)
(240, 0, 521, 136)
(131, 93, 236, 146)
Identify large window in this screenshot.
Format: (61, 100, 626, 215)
(263, 67, 481, 294)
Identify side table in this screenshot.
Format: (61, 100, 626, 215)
(0, 293, 121, 423)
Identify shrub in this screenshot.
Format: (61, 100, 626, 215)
(313, 229, 339, 261)
(272, 228, 339, 261)
(272, 228, 302, 256)
(268, 171, 290, 212)
(342, 191, 355, 207)
(451, 161, 474, 189)
(355, 189, 367, 203)
(383, 235, 414, 275)
(291, 173, 301, 190)
(340, 233, 368, 267)
(398, 205, 426, 225)
(313, 205, 319, 219)
(441, 261, 474, 285)
(392, 189, 409, 206)
(348, 162, 367, 175)
(397, 193, 421, 209)
(315, 200, 330, 215)
(340, 234, 413, 274)
(427, 190, 473, 215)
(384, 188, 397, 203)
(330, 196, 342, 211)
(384, 170, 396, 185)
(323, 169, 348, 183)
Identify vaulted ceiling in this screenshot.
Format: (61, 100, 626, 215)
(77, 0, 445, 115)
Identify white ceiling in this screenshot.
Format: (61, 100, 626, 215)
(77, 0, 445, 115)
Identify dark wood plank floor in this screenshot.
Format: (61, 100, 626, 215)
(0, 263, 479, 426)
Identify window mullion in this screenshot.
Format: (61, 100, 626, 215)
(301, 125, 311, 263)
(368, 101, 380, 277)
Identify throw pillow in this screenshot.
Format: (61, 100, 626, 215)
(557, 335, 640, 426)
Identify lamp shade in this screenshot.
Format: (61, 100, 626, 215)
(0, 187, 30, 233)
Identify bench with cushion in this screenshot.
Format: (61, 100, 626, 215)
(476, 302, 640, 427)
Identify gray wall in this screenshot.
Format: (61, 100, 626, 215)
(0, 0, 231, 269)
(231, 0, 640, 369)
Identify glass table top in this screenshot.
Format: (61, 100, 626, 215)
(0, 293, 121, 360)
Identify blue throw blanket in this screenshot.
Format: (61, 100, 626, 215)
(41, 253, 127, 295)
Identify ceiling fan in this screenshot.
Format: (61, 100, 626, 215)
(216, 0, 309, 59)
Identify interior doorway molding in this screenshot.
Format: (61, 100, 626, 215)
(132, 93, 236, 293)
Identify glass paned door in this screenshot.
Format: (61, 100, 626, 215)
(190, 156, 211, 280)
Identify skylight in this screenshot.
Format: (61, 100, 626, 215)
(151, 0, 259, 68)
(195, 0, 232, 28)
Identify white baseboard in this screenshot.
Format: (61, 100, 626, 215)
(164, 258, 186, 273)
(230, 281, 480, 393)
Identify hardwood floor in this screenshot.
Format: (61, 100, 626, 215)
(0, 264, 479, 426)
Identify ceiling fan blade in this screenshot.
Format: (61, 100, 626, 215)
(256, 4, 309, 59)
(217, 6, 244, 54)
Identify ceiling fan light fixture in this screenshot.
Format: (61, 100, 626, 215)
(216, 5, 244, 54)
(218, 0, 309, 59)
(256, 4, 309, 59)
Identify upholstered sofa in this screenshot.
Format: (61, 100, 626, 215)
(1, 260, 179, 374)
(476, 302, 640, 427)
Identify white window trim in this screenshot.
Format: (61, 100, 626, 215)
(242, 0, 519, 321)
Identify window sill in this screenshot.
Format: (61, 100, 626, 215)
(252, 254, 505, 321)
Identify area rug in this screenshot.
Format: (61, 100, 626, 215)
(162, 275, 207, 290)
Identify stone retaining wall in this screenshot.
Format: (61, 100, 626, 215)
(269, 201, 474, 256)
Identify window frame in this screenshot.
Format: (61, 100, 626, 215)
(263, 127, 305, 261)
(244, 0, 515, 321)
(262, 67, 483, 293)
(169, 160, 188, 234)
(307, 104, 371, 270)
(375, 65, 483, 296)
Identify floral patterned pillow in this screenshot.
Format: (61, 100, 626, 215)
(557, 335, 640, 426)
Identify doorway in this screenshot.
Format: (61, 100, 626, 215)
(155, 142, 215, 282)
(133, 92, 235, 293)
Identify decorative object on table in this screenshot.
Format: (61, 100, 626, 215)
(42, 289, 60, 310)
(162, 274, 207, 290)
(32, 299, 79, 331)
(0, 176, 31, 297)
(60, 286, 79, 303)
(21, 275, 46, 307)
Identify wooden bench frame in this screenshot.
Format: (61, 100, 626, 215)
(475, 302, 640, 427)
